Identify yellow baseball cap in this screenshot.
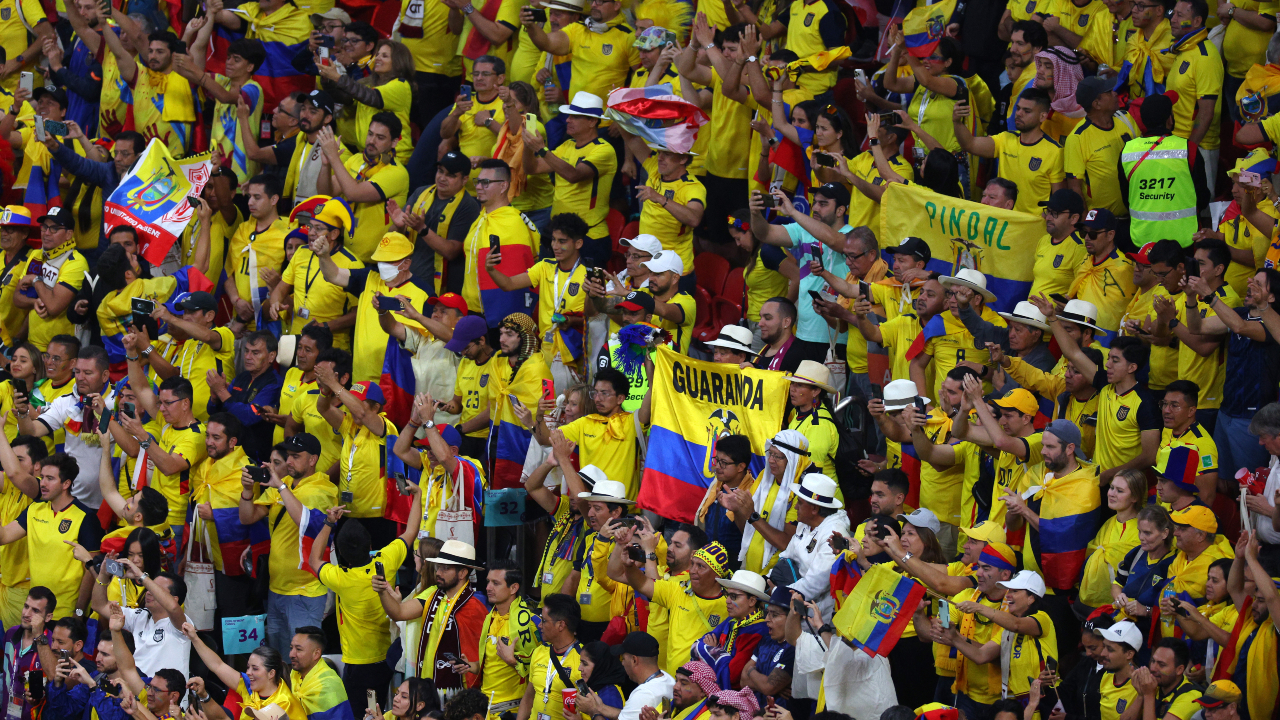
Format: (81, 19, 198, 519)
(966, 520, 1007, 544)
(994, 388, 1039, 417)
(1170, 505, 1218, 534)
(1195, 681, 1242, 708)
(371, 232, 414, 262)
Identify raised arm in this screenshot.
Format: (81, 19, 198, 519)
(181, 621, 241, 689)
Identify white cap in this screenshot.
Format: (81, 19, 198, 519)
(558, 91, 605, 119)
(642, 250, 684, 276)
(620, 233, 663, 258)
(1095, 620, 1143, 651)
(998, 570, 1047, 598)
(939, 268, 997, 303)
(882, 379, 930, 411)
(900, 508, 941, 534)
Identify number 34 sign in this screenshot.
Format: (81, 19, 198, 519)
(222, 615, 267, 654)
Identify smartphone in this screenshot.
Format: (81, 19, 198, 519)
(791, 599, 807, 615)
(318, 34, 336, 48)
(366, 690, 377, 710)
(541, 378, 554, 403)
(1175, 604, 1191, 617)
(489, 234, 501, 255)
(394, 473, 410, 496)
(508, 393, 521, 406)
(1049, 293, 1070, 305)
(375, 295, 403, 312)
(528, 7, 547, 22)
(858, 280, 871, 298)
(318, 46, 330, 63)
(913, 396, 927, 415)
(877, 111, 898, 125)
(815, 152, 836, 168)
(938, 599, 950, 628)
(853, 69, 867, 84)
(18, 72, 32, 96)
(57, 649, 69, 663)
(98, 410, 111, 434)
(767, 698, 776, 711)
(188, 689, 201, 708)
(626, 544, 646, 562)
(102, 557, 125, 577)
(953, 83, 969, 105)
(575, 680, 590, 695)
(442, 652, 460, 664)
(246, 465, 271, 484)
(33, 115, 45, 142)
(872, 518, 891, 540)
(186, 196, 200, 210)
(120, 402, 136, 419)
(1185, 259, 1201, 278)
(615, 517, 639, 529)
(1240, 170, 1263, 188)
(760, 192, 778, 209)
(830, 534, 849, 551)
(585, 266, 605, 284)
(27, 671, 43, 702)
(374, 561, 385, 579)
(1045, 657, 1058, 675)
(460, 84, 473, 101)
(807, 290, 825, 304)
(131, 298, 155, 329)
(43, 119, 69, 137)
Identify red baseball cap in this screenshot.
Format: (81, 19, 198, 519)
(1126, 242, 1156, 266)
(428, 293, 469, 314)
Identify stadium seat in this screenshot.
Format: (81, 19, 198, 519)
(607, 209, 626, 243)
(721, 267, 745, 306)
(694, 253, 730, 297)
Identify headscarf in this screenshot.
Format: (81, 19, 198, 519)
(679, 661, 721, 698)
(581, 641, 636, 695)
(709, 688, 760, 718)
(1034, 48, 1085, 116)
(740, 429, 810, 565)
(499, 312, 540, 376)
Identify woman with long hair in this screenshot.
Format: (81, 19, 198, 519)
(1111, 504, 1176, 623)
(1079, 470, 1145, 612)
(730, 209, 797, 349)
(873, 511, 945, 707)
(107, 527, 165, 609)
(371, 678, 441, 720)
(568, 642, 630, 720)
(185, 626, 307, 720)
(1172, 557, 1236, 682)
(0, 343, 43, 440)
(321, 39, 417, 162)
(810, 104, 858, 189)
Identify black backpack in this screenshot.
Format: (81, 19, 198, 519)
(830, 396, 878, 501)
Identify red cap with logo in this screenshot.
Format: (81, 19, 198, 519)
(427, 293, 469, 314)
(1126, 242, 1156, 266)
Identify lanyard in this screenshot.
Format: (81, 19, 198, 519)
(541, 643, 577, 706)
(584, 534, 600, 587)
(302, 254, 322, 302)
(345, 433, 360, 489)
(551, 260, 580, 312)
(179, 340, 205, 380)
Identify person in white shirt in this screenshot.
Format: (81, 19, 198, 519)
(88, 561, 192, 681)
(1246, 403, 1280, 552)
(787, 592, 895, 717)
(613, 632, 674, 720)
(779, 474, 850, 621)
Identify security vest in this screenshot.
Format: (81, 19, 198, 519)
(1122, 135, 1197, 247)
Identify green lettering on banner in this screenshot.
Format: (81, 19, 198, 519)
(967, 211, 981, 241)
(950, 206, 966, 235)
(995, 221, 1011, 250)
(925, 201, 939, 228)
(983, 216, 1000, 246)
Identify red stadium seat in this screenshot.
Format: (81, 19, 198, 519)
(722, 267, 745, 307)
(607, 209, 626, 244)
(694, 253, 730, 297)
(692, 286, 716, 343)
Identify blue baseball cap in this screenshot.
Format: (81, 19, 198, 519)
(349, 381, 386, 405)
(445, 315, 488, 353)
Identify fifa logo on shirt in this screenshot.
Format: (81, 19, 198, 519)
(58, 519, 71, 534)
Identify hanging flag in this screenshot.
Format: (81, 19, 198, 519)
(902, 0, 957, 59)
(605, 83, 709, 155)
(296, 504, 333, 577)
(830, 550, 865, 610)
(637, 347, 789, 522)
(206, 11, 313, 113)
(292, 658, 356, 720)
(379, 336, 417, 430)
(103, 138, 212, 266)
(1025, 466, 1102, 590)
(832, 562, 927, 656)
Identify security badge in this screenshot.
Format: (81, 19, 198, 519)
(544, 572, 555, 584)
(299, 308, 310, 319)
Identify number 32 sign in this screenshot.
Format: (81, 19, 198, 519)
(222, 615, 267, 654)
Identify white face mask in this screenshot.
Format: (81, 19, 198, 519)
(378, 261, 401, 283)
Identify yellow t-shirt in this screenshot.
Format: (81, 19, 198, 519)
(478, 607, 528, 706)
(456, 0, 522, 77)
(992, 131, 1065, 215)
(1094, 380, 1160, 472)
(878, 312, 924, 387)
(168, 327, 237, 422)
(1220, 200, 1278, 297)
(552, 137, 617, 240)
(256, 473, 339, 597)
(398, 0, 461, 77)
(0, 0, 45, 91)
(1099, 672, 1139, 720)
(226, 216, 291, 329)
(452, 93, 506, 184)
(355, 79, 414, 163)
(990, 432, 1045, 531)
(559, 413, 639, 498)
(1223, 0, 1277, 77)
(922, 309, 1007, 401)
(526, 259, 589, 361)
(573, 532, 615, 623)
(0, 479, 32, 589)
(1071, 250, 1137, 333)
(534, 497, 583, 602)
(656, 291, 698, 355)
(704, 67, 753, 179)
(351, 273, 433, 383)
(1005, 610, 1058, 698)
(1160, 423, 1219, 479)
(27, 249, 89, 351)
(639, 155, 707, 272)
(0, 248, 34, 346)
(20, 498, 102, 619)
(281, 247, 361, 349)
(560, 19, 638, 107)
(338, 410, 398, 518)
(1031, 232, 1091, 300)
(132, 64, 197, 158)
(847, 151, 914, 231)
(342, 155, 410, 262)
(276, 367, 311, 445)
(788, 407, 839, 480)
(179, 206, 241, 288)
(152, 421, 208, 527)
(1174, 286, 1242, 409)
(454, 355, 496, 439)
(290, 390, 344, 476)
(211, 77, 264, 185)
(318, 537, 409, 664)
(650, 577, 728, 677)
(526, 643, 583, 720)
(1165, 35, 1224, 150)
(952, 587, 1006, 704)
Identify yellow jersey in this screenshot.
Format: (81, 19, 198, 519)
(526, 259, 589, 362)
(1031, 232, 1091, 300)
(355, 79, 414, 163)
(341, 155, 410, 262)
(290, 389, 344, 474)
(131, 63, 197, 157)
(226, 216, 291, 330)
(152, 421, 207, 527)
(26, 248, 89, 351)
(18, 498, 103, 618)
(992, 131, 1065, 215)
(560, 18, 638, 107)
(256, 472, 338, 596)
(1174, 286, 1241, 409)
(650, 576, 728, 676)
(1099, 672, 1139, 720)
(1063, 113, 1136, 217)
(280, 247, 360, 349)
(639, 155, 706, 273)
(704, 67, 753, 179)
(318, 537, 409, 664)
(552, 137, 617, 240)
(1165, 33, 1224, 150)
(454, 355, 496, 439)
(559, 413, 640, 498)
(337, 410, 397, 518)
(397, 0, 461, 77)
(1092, 373, 1162, 472)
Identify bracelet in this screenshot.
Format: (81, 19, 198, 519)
(96, 579, 109, 587)
(198, 695, 210, 704)
(771, 99, 783, 104)
(241, 493, 253, 501)
(126, 354, 140, 362)
(407, 420, 421, 428)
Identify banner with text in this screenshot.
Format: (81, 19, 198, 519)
(104, 139, 212, 267)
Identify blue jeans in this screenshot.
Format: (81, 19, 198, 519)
(1215, 411, 1271, 479)
(956, 693, 994, 720)
(266, 592, 326, 657)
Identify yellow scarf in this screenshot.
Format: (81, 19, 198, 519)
(1123, 21, 1174, 94)
(695, 473, 759, 527)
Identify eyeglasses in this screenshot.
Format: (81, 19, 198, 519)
(589, 389, 616, 398)
(475, 178, 507, 188)
(159, 398, 184, 407)
(724, 591, 747, 601)
(472, 70, 498, 78)
(1042, 208, 1069, 217)
(712, 457, 742, 467)
(624, 252, 652, 261)
(1149, 267, 1173, 280)
(766, 450, 787, 462)
(845, 249, 873, 262)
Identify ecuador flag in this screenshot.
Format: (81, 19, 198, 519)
(637, 347, 789, 523)
(190, 447, 269, 576)
(833, 562, 926, 656)
(902, 0, 957, 59)
(1025, 464, 1102, 590)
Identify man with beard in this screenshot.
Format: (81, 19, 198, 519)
(316, 116, 410, 263)
(446, 560, 539, 719)
(853, 470, 908, 543)
(650, 661, 718, 720)
(18, 346, 113, 505)
(1224, 533, 1280, 720)
(177, 28, 267, 186)
(1163, 0, 1222, 194)
(395, 151, 481, 296)
(376, 540, 487, 690)
(287, 627, 353, 720)
(104, 30, 197, 157)
(268, 198, 362, 351)
(207, 333, 282, 462)
(50, 0, 112, 135)
(750, 298, 802, 373)
(239, 90, 343, 205)
(608, 522, 707, 672)
(46, 619, 133, 719)
(1129, 639, 1203, 720)
(187, 413, 255, 620)
(1032, 190, 1089, 303)
(459, 160, 538, 334)
(955, 88, 1065, 214)
(11, 210, 88, 353)
(0, 587, 54, 720)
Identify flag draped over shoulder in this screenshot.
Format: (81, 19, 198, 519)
(98, 268, 215, 366)
(605, 84, 709, 155)
(902, 0, 957, 59)
(206, 8, 313, 113)
(380, 337, 417, 430)
(490, 354, 553, 489)
(104, 139, 212, 266)
(637, 347, 789, 522)
(832, 562, 926, 656)
(880, 183, 1044, 312)
(1026, 466, 1102, 590)
(193, 447, 268, 576)
(291, 660, 355, 720)
(296, 504, 333, 577)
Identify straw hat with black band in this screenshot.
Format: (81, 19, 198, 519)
(433, 540, 484, 568)
(785, 360, 836, 393)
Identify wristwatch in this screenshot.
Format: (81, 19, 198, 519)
(705, 43, 716, 50)
(746, 55, 758, 63)
(646, 552, 658, 561)
(869, 138, 880, 146)
(423, 420, 436, 431)
(462, 3, 476, 13)
(140, 346, 153, 358)
(748, 511, 763, 524)
(900, 552, 915, 563)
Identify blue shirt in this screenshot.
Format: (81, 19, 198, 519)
(753, 638, 794, 708)
(207, 366, 284, 463)
(786, 221, 853, 344)
(1221, 307, 1280, 417)
(702, 501, 741, 569)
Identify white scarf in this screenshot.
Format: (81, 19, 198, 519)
(739, 429, 810, 565)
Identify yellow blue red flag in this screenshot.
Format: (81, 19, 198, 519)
(902, 0, 958, 59)
(637, 347, 789, 523)
(1024, 466, 1102, 590)
(880, 183, 1045, 312)
(832, 562, 926, 656)
(104, 138, 212, 267)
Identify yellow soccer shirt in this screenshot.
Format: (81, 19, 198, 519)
(26, 248, 89, 351)
(1032, 232, 1091, 300)
(1115, 16, 1140, 67)
(656, 291, 698, 355)
(179, 206, 240, 288)
(639, 155, 707, 272)
(19, 498, 103, 619)
(552, 137, 617, 241)
(290, 390, 344, 474)
(453, 93, 506, 185)
(847, 151, 914, 231)
(454, 355, 496, 440)
(573, 531, 614, 623)
(235, 674, 308, 720)
(534, 497, 583, 601)
(783, 0, 839, 95)
(257, 472, 339, 596)
(952, 587, 1006, 703)
(277, 368, 313, 446)
(1174, 286, 1242, 409)
(650, 577, 728, 677)
(1220, 200, 1278, 296)
(1222, 0, 1276, 76)
(1064, 113, 1136, 217)
(342, 155, 410, 262)
(648, 568, 687, 672)
(992, 131, 1065, 215)
(560, 19, 638, 107)
(1071, 250, 1137, 333)
(788, 407, 840, 480)
(227, 216, 290, 329)
(456, 0, 522, 77)
(1008, 0, 1043, 21)
(0, 247, 33, 346)
(918, 415, 969, 528)
(990, 432, 1045, 532)
(870, 282, 916, 321)
(1093, 375, 1162, 472)
(132, 64, 197, 158)
(318, 537, 409, 664)
(1166, 36, 1224, 150)
(1161, 423, 1218, 477)
(356, 79, 414, 163)
(0, 0, 44, 90)
(0, 479, 32, 590)
(560, 413, 639, 498)
(922, 308, 1007, 400)
(337, 411, 397, 518)
(478, 607, 528, 707)
(398, 0, 461, 77)
(705, 67, 752, 180)
(1156, 680, 1203, 720)
(351, 273, 433, 383)
(526, 259, 589, 362)
(526, 643, 583, 720)
(461, 206, 538, 316)
(878, 312, 925, 388)
(151, 421, 207, 527)
(281, 246, 361, 349)
(169, 327, 237, 422)
(1099, 672, 1139, 720)
(1048, 0, 1113, 67)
